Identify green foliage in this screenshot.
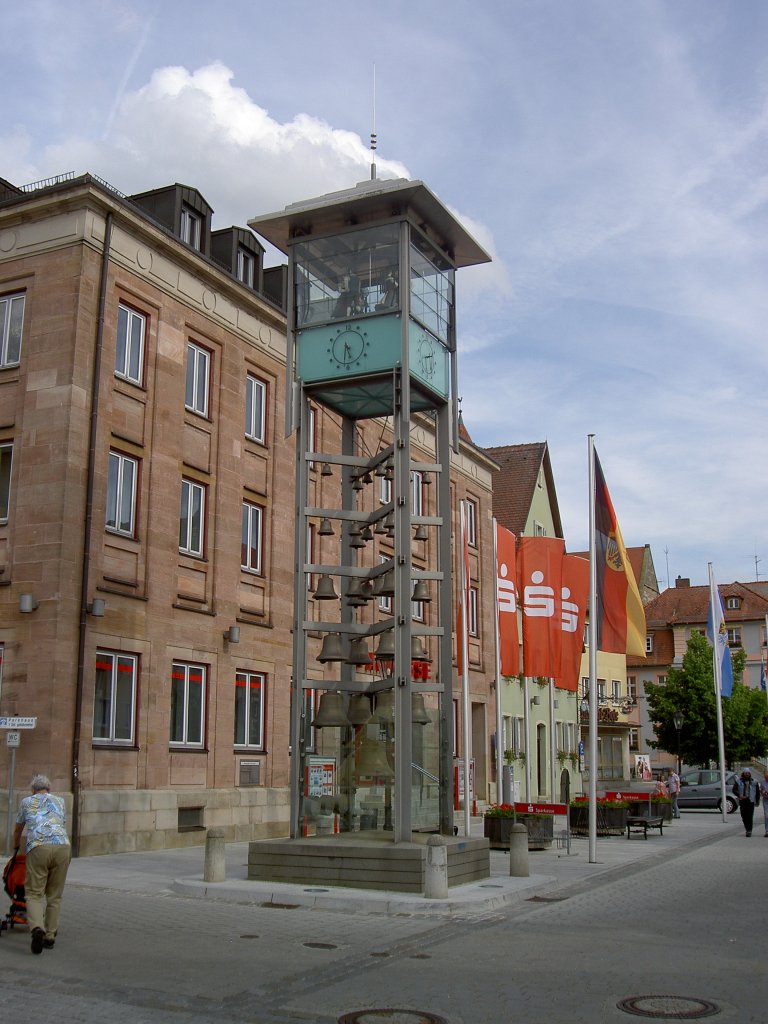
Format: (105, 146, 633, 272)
(644, 631, 768, 766)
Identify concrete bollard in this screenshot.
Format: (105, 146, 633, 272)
(508, 823, 529, 878)
(203, 827, 226, 883)
(424, 834, 449, 899)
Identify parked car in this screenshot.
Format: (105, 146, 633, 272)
(677, 769, 740, 813)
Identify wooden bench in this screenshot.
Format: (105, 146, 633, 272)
(626, 815, 664, 839)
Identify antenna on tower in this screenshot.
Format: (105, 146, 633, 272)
(370, 63, 377, 181)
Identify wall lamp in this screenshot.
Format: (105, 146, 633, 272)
(19, 593, 38, 614)
(531, 695, 541, 706)
(87, 598, 106, 617)
(224, 625, 241, 644)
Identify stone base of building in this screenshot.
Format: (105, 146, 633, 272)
(247, 832, 491, 893)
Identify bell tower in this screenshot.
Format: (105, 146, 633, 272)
(250, 177, 489, 847)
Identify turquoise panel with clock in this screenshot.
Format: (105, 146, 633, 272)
(408, 323, 448, 398)
(296, 315, 402, 384)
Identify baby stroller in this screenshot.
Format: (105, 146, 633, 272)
(0, 850, 27, 934)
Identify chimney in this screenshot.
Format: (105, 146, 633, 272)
(675, 576, 690, 588)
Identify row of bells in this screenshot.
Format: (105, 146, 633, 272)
(312, 689, 430, 729)
(313, 573, 431, 604)
(317, 516, 430, 545)
(317, 631, 430, 664)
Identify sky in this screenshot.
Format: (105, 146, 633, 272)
(3, 0, 767, 590)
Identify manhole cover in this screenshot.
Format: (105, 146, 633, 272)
(339, 1012, 447, 1023)
(304, 941, 338, 949)
(618, 996, 720, 1019)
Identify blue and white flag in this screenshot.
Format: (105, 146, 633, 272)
(706, 570, 734, 698)
(761, 660, 766, 693)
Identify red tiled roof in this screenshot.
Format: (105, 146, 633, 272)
(484, 442, 563, 537)
(642, 580, 768, 627)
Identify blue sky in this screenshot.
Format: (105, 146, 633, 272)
(4, 0, 767, 588)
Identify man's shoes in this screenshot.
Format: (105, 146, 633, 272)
(31, 928, 45, 955)
(746, 831, 752, 837)
(43, 936, 55, 949)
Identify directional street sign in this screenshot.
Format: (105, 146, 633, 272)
(0, 716, 37, 729)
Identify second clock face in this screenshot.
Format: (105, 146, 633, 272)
(328, 327, 368, 369)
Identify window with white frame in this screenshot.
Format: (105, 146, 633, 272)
(533, 520, 547, 536)
(726, 596, 740, 610)
(307, 404, 317, 469)
(170, 662, 206, 746)
(106, 451, 138, 537)
(179, 478, 205, 556)
(236, 248, 255, 287)
(645, 634, 654, 654)
(611, 679, 621, 703)
(379, 467, 392, 504)
(245, 374, 266, 443)
(234, 671, 265, 748)
(411, 470, 424, 517)
(657, 674, 667, 686)
(512, 716, 524, 756)
(185, 341, 210, 416)
(597, 679, 606, 701)
(93, 651, 137, 744)
(378, 555, 392, 613)
(629, 728, 639, 750)
(465, 498, 477, 547)
(180, 206, 202, 249)
(726, 627, 742, 647)
(468, 586, 479, 636)
(627, 675, 637, 700)
(412, 597, 425, 622)
(115, 304, 145, 384)
(0, 442, 12, 522)
(241, 501, 263, 574)
(0, 292, 24, 367)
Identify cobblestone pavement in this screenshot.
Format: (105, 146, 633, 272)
(0, 812, 762, 1023)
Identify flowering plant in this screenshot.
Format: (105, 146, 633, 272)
(570, 796, 630, 809)
(484, 803, 516, 818)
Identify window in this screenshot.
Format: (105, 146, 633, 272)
(93, 652, 137, 744)
(726, 628, 741, 647)
(241, 501, 263, 574)
(379, 466, 392, 504)
(106, 451, 137, 537)
(411, 471, 424, 517)
(180, 206, 202, 250)
(627, 676, 637, 700)
(185, 342, 210, 416)
(611, 679, 621, 704)
(412, 597, 425, 622)
(465, 498, 477, 547)
(657, 675, 667, 686)
(115, 304, 145, 384)
(468, 586, 479, 636)
(307, 404, 317, 468)
(378, 556, 392, 613)
(303, 689, 316, 753)
(726, 596, 740, 610)
(179, 478, 205, 556)
(597, 679, 606, 701)
(236, 248, 255, 287)
(0, 442, 12, 522)
(0, 292, 24, 367)
(533, 521, 547, 536)
(234, 671, 266, 748)
(245, 374, 266, 443)
(645, 634, 654, 654)
(170, 662, 206, 747)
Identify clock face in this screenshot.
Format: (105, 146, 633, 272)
(417, 335, 438, 379)
(328, 327, 368, 370)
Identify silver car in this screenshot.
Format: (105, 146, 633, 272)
(677, 769, 739, 813)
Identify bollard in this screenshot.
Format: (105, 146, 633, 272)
(203, 827, 226, 883)
(508, 822, 529, 878)
(424, 834, 449, 899)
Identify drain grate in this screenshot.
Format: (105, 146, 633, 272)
(260, 901, 300, 910)
(304, 941, 338, 949)
(338, 1012, 448, 1023)
(617, 996, 721, 1019)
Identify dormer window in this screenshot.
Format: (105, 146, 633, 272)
(180, 206, 202, 250)
(237, 248, 255, 287)
(725, 596, 740, 610)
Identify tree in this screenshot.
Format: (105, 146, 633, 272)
(644, 631, 768, 767)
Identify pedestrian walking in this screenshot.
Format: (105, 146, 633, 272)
(732, 770, 760, 837)
(760, 772, 768, 838)
(667, 769, 681, 819)
(12, 774, 71, 954)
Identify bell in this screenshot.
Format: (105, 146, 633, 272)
(411, 580, 431, 603)
(347, 638, 371, 665)
(413, 524, 429, 542)
(412, 693, 430, 726)
(375, 690, 394, 722)
(317, 633, 346, 663)
(361, 472, 373, 485)
(312, 691, 351, 728)
(350, 532, 367, 550)
(411, 635, 429, 661)
(352, 474, 364, 491)
(374, 516, 389, 535)
(313, 574, 339, 600)
(346, 578, 373, 607)
(360, 525, 373, 542)
(321, 462, 333, 477)
(356, 733, 394, 778)
(318, 518, 335, 536)
(375, 631, 395, 661)
(372, 569, 395, 597)
(347, 694, 372, 725)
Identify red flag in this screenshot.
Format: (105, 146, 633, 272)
(518, 537, 565, 678)
(456, 501, 471, 674)
(593, 450, 646, 656)
(556, 554, 589, 691)
(495, 522, 519, 676)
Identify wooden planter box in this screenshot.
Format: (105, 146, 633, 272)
(483, 814, 553, 851)
(569, 804, 628, 836)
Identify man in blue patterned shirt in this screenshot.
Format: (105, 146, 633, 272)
(13, 774, 71, 954)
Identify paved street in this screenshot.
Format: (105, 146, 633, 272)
(1, 811, 763, 1023)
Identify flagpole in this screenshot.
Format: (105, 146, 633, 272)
(708, 563, 728, 824)
(460, 500, 472, 836)
(492, 519, 504, 803)
(587, 434, 598, 863)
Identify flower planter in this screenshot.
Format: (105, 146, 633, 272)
(484, 814, 553, 850)
(627, 799, 673, 822)
(569, 804, 628, 836)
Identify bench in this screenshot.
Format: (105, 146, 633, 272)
(626, 815, 664, 839)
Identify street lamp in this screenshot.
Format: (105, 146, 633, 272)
(672, 710, 684, 775)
